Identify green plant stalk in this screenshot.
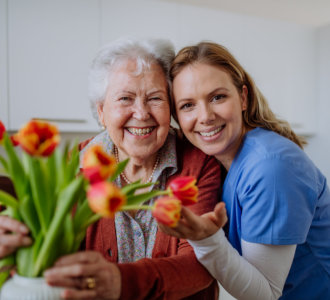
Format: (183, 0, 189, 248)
(121, 205, 152, 211)
(32, 177, 84, 277)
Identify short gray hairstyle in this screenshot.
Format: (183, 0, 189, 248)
(88, 37, 175, 122)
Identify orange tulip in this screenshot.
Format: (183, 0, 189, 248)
(10, 134, 20, 147)
(152, 196, 181, 227)
(87, 181, 126, 217)
(168, 176, 198, 206)
(82, 145, 117, 183)
(0, 120, 5, 143)
(16, 120, 60, 157)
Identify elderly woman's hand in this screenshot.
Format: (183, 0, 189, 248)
(44, 251, 121, 300)
(159, 202, 227, 241)
(0, 215, 32, 258)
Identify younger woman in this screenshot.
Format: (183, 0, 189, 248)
(161, 42, 330, 299)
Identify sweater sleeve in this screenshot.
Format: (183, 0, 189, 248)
(118, 152, 221, 300)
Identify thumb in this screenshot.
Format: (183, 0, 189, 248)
(207, 202, 227, 228)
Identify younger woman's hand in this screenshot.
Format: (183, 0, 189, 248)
(159, 202, 227, 241)
(0, 216, 32, 258)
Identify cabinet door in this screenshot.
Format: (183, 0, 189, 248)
(0, 0, 8, 126)
(8, 0, 100, 132)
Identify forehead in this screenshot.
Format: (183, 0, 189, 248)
(108, 59, 167, 87)
(173, 63, 234, 95)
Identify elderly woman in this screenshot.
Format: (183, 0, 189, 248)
(0, 39, 221, 299)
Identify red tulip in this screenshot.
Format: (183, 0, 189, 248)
(16, 120, 60, 157)
(168, 176, 198, 205)
(152, 196, 181, 227)
(82, 145, 117, 183)
(10, 134, 20, 147)
(87, 181, 126, 217)
(0, 120, 5, 143)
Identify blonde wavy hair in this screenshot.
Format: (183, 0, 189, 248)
(170, 42, 306, 148)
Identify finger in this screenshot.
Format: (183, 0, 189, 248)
(61, 288, 97, 300)
(210, 202, 227, 228)
(0, 234, 32, 249)
(54, 251, 101, 267)
(0, 216, 29, 234)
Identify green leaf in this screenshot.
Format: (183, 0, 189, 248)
(72, 214, 101, 253)
(59, 215, 75, 255)
(0, 190, 18, 209)
(73, 199, 93, 233)
(2, 134, 26, 200)
(18, 195, 40, 238)
(16, 244, 35, 277)
(0, 154, 9, 173)
(27, 156, 51, 233)
(33, 176, 84, 276)
(110, 158, 129, 182)
(66, 142, 80, 181)
(121, 180, 156, 196)
(0, 255, 15, 288)
(125, 190, 167, 206)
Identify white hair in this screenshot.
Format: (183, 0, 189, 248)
(88, 37, 175, 122)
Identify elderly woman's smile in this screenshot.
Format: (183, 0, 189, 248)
(97, 60, 170, 165)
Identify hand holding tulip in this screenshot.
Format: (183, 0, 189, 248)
(0, 216, 32, 259)
(45, 251, 121, 300)
(159, 202, 227, 241)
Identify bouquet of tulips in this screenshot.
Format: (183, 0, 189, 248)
(0, 119, 199, 287)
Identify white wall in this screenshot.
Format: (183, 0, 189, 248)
(304, 24, 330, 181)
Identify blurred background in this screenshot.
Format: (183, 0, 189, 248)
(1, 1, 329, 299)
(0, 0, 329, 184)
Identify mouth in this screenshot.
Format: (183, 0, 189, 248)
(198, 125, 225, 137)
(126, 127, 156, 136)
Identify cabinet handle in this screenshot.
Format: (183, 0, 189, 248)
(32, 118, 87, 124)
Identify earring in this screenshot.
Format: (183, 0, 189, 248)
(101, 125, 105, 130)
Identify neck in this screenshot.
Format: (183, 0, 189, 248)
(114, 146, 159, 184)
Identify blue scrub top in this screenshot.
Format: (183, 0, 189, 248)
(223, 128, 330, 299)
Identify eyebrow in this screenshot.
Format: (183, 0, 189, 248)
(176, 87, 230, 104)
(146, 89, 167, 97)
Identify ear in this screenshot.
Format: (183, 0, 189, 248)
(241, 85, 248, 111)
(96, 102, 105, 126)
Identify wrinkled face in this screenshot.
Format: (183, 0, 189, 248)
(172, 62, 247, 169)
(97, 60, 170, 160)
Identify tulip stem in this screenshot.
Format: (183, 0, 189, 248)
(121, 205, 153, 211)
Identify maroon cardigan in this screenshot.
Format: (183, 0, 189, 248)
(83, 138, 222, 299)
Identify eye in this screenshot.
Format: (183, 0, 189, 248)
(179, 102, 194, 110)
(211, 94, 225, 102)
(149, 97, 162, 101)
(119, 96, 131, 101)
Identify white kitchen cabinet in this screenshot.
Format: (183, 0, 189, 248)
(0, 0, 9, 126)
(176, 3, 316, 136)
(7, 0, 100, 132)
(100, 0, 180, 46)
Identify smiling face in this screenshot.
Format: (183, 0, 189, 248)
(97, 60, 170, 161)
(173, 62, 248, 169)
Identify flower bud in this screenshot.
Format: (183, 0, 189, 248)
(0, 120, 6, 143)
(10, 134, 20, 147)
(152, 196, 181, 227)
(82, 145, 117, 183)
(168, 176, 198, 205)
(16, 120, 60, 156)
(87, 181, 126, 218)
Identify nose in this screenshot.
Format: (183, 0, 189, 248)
(132, 99, 150, 121)
(198, 102, 215, 125)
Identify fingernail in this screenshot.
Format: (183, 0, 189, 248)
(19, 225, 29, 233)
(22, 236, 32, 245)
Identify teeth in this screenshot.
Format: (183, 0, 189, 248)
(127, 127, 154, 136)
(199, 127, 222, 137)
